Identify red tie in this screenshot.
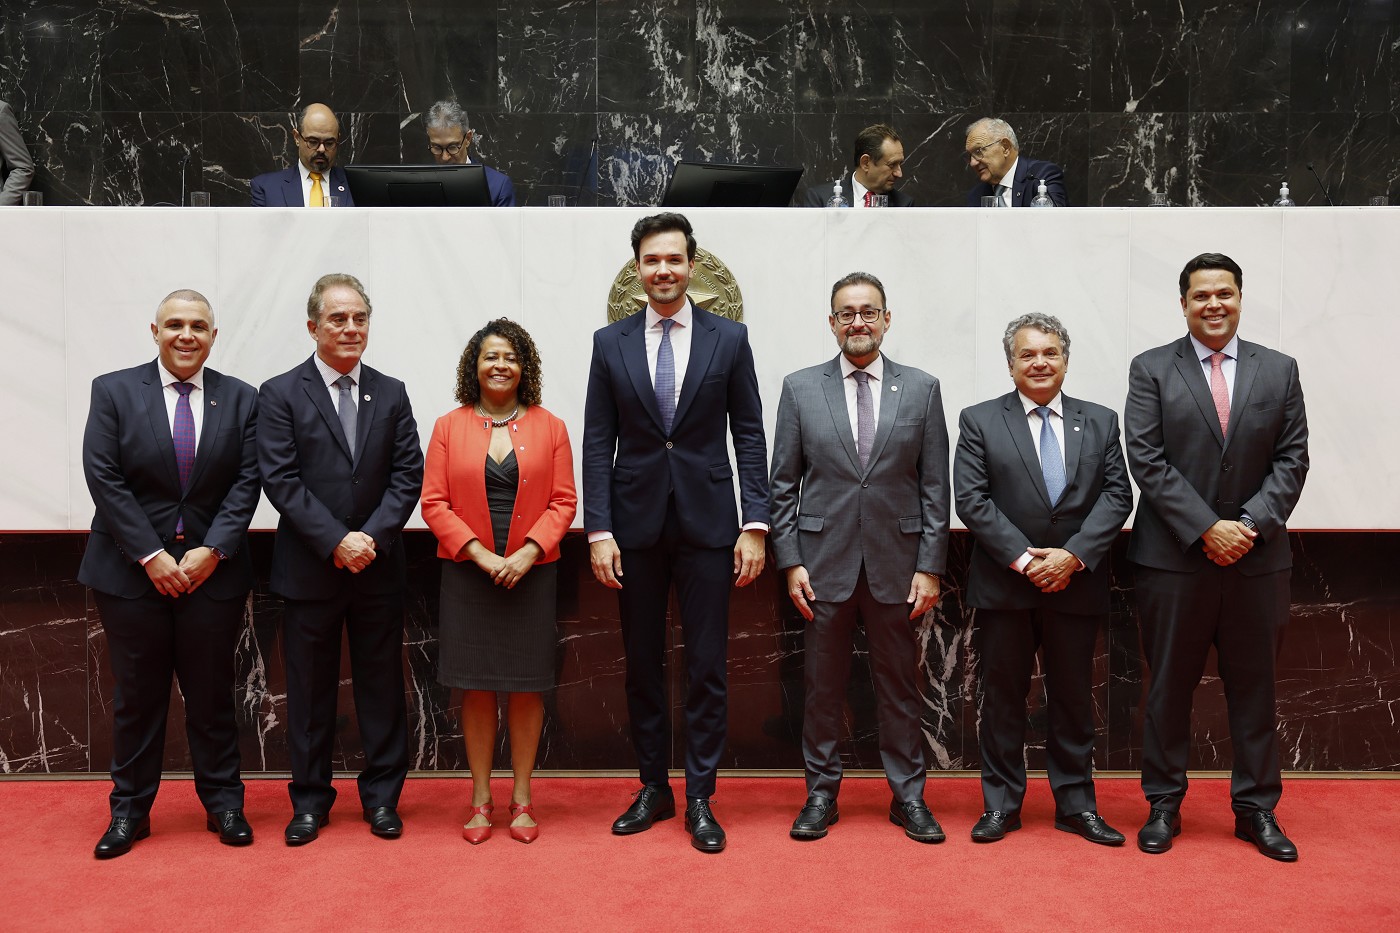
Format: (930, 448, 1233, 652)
(1209, 352, 1230, 435)
(863, 191, 872, 207)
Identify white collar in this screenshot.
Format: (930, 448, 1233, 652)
(314, 354, 362, 387)
(839, 352, 884, 382)
(158, 362, 205, 390)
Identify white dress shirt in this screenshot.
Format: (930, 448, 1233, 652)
(996, 156, 1021, 205)
(1189, 332, 1239, 403)
(296, 160, 344, 207)
(838, 352, 884, 442)
(313, 355, 363, 414)
(1011, 390, 1077, 573)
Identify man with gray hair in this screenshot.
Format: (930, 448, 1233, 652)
(963, 117, 1067, 207)
(423, 100, 517, 205)
(953, 312, 1131, 844)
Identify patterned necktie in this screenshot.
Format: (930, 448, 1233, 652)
(309, 171, 325, 207)
(655, 318, 676, 434)
(1036, 405, 1066, 505)
(853, 370, 874, 470)
(997, 183, 1010, 206)
(334, 374, 357, 456)
(1209, 351, 1230, 436)
(173, 382, 196, 536)
(863, 191, 872, 207)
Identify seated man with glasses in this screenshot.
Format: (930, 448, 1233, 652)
(963, 117, 1067, 207)
(251, 103, 355, 207)
(803, 124, 915, 207)
(422, 100, 517, 206)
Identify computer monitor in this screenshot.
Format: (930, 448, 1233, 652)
(660, 161, 805, 208)
(343, 164, 492, 207)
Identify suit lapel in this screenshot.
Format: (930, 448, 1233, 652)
(619, 312, 665, 432)
(1061, 395, 1085, 492)
(673, 305, 716, 430)
(187, 369, 225, 490)
(354, 368, 378, 467)
(864, 355, 902, 475)
(301, 358, 353, 461)
(1174, 339, 1225, 447)
(820, 358, 861, 473)
(285, 168, 303, 207)
(140, 363, 181, 491)
(1002, 394, 1053, 509)
(1225, 343, 1260, 454)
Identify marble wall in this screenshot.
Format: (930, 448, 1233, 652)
(3, 2, 1397, 207)
(2, 529, 1395, 776)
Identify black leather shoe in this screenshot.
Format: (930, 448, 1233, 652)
(1137, 808, 1181, 854)
(94, 816, 150, 859)
(790, 795, 839, 840)
(1234, 810, 1298, 862)
(889, 799, 946, 843)
(284, 812, 328, 846)
(611, 785, 676, 835)
(363, 806, 403, 839)
(206, 809, 253, 846)
(1055, 810, 1126, 846)
(970, 810, 1021, 843)
(685, 798, 726, 853)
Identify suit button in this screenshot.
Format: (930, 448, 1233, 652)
(861, 483, 869, 488)
(665, 441, 673, 449)
(1222, 463, 1231, 472)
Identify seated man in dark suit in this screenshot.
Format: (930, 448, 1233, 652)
(423, 100, 517, 206)
(250, 103, 354, 207)
(963, 117, 1067, 207)
(81, 289, 261, 857)
(802, 123, 914, 207)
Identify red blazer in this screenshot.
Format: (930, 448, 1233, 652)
(421, 405, 577, 563)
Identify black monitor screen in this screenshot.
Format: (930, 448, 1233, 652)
(343, 164, 492, 207)
(660, 161, 805, 208)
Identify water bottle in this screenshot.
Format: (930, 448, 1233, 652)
(826, 179, 848, 208)
(1272, 182, 1295, 207)
(1030, 180, 1054, 207)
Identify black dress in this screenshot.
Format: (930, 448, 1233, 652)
(437, 451, 558, 691)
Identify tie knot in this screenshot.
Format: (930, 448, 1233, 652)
(310, 171, 323, 181)
(852, 370, 870, 385)
(1209, 351, 1226, 367)
(1035, 405, 1053, 420)
(659, 318, 675, 335)
(173, 381, 195, 397)
(334, 375, 354, 390)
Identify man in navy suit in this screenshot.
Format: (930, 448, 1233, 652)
(802, 123, 915, 207)
(81, 289, 261, 857)
(250, 103, 354, 207)
(583, 213, 770, 853)
(963, 117, 1068, 207)
(423, 100, 517, 206)
(257, 273, 423, 846)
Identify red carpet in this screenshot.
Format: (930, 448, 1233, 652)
(3, 775, 1397, 931)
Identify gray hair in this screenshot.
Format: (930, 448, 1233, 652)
(967, 117, 1019, 151)
(830, 271, 887, 308)
(306, 273, 373, 321)
(425, 100, 471, 135)
(157, 288, 215, 325)
(1002, 312, 1070, 362)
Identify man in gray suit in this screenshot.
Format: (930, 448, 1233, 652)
(0, 99, 35, 204)
(770, 271, 949, 843)
(954, 313, 1132, 845)
(1126, 252, 1308, 861)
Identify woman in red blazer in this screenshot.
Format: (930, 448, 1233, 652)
(421, 319, 576, 844)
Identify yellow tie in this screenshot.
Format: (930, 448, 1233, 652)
(309, 171, 324, 207)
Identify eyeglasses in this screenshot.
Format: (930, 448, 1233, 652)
(833, 308, 885, 325)
(429, 140, 467, 156)
(962, 141, 1003, 165)
(298, 135, 339, 151)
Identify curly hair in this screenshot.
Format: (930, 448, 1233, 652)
(453, 318, 544, 408)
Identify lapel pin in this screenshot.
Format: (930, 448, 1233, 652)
(209, 400, 217, 406)
(363, 394, 371, 401)
(1073, 425, 1080, 431)
(890, 385, 898, 392)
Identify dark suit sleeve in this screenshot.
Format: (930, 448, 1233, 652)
(1124, 354, 1219, 548)
(728, 325, 771, 526)
(916, 377, 951, 576)
(953, 406, 1033, 566)
(493, 173, 518, 207)
(1039, 161, 1068, 206)
(203, 387, 261, 557)
(1060, 410, 1132, 572)
(81, 378, 163, 562)
(1241, 358, 1309, 542)
(358, 386, 423, 551)
(256, 378, 350, 559)
(768, 376, 803, 569)
(250, 174, 268, 207)
(581, 331, 618, 533)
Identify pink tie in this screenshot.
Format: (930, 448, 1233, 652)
(1209, 352, 1230, 436)
(863, 191, 872, 207)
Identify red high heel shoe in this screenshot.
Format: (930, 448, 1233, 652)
(509, 802, 539, 844)
(462, 802, 493, 844)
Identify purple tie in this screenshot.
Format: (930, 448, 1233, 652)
(853, 370, 873, 470)
(173, 382, 195, 536)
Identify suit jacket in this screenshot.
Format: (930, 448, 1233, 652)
(250, 165, 354, 206)
(78, 362, 260, 600)
(954, 392, 1132, 613)
(420, 404, 576, 562)
(480, 162, 518, 207)
(966, 156, 1068, 207)
(582, 303, 770, 550)
(257, 355, 423, 599)
(1124, 336, 1309, 576)
(0, 100, 35, 206)
(769, 354, 949, 605)
(801, 177, 916, 207)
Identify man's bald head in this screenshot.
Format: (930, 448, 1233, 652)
(295, 103, 341, 173)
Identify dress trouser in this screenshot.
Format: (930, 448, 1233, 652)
(802, 566, 927, 802)
(96, 587, 246, 819)
(973, 606, 1100, 815)
(282, 587, 409, 814)
(1135, 562, 1290, 816)
(617, 499, 733, 800)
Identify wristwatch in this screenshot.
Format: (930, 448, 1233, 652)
(1238, 515, 1257, 531)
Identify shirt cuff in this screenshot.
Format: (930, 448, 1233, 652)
(1011, 551, 1033, 573)
(587, 531, 614, 544)
(740, 522, 769, 534)
(139, 549, 163, 566)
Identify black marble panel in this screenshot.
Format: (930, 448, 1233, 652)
(100, 111, 200, 206)
(1087, 0, 1190, 114)
(1184, 0, 1292, 113)
(199, 112, 298, 206)
(197, 0, 300, 113)
(1291, 0, 1392, 113)
(597, 0, 700, 113)
(791, 0, 899, 113)
(691, 0, 793, 115)
(397, 0, 498, 114)
(1285, 111, 1398, 207)
(0, 3, 104, 113)
(891, 1, 992, 116)
(1087, 113, 1192, 207)
(298, 0, 403, 113)
(990, 0, 1092, 114)
(100, 2, 205, 112)
(1186, 112, 1291, 207)
(21, 110, 104, 206)
(498, 0, 594, 114)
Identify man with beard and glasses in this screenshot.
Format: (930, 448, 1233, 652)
(251, 103, 355, 207)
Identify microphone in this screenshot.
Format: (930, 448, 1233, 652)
(179, 151, 194, 207)
(574, 138, 598, 204)
(1306, 163, 1335, 206)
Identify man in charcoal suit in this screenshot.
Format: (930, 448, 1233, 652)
(250, 103, 354, 207)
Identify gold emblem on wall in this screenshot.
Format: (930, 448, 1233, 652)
(606, 247, 744, 323)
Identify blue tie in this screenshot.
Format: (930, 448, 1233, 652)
(656, 319, 676, 434)
(1036, 405, 1066, 506)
